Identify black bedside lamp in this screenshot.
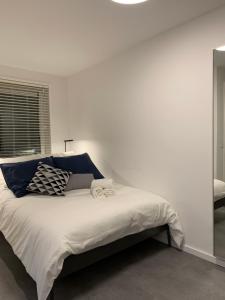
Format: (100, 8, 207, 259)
(64, 139, 74, 152)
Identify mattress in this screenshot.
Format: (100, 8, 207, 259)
(214, 179, 225, 201)
(0, 184, 184, 300)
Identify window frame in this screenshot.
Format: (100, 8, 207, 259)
(0, 77, 51, 158)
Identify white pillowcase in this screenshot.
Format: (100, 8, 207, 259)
(0, 154, 48, 165)
(52, 151, 75, 157)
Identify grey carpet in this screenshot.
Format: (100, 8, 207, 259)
(1, 233, 225, 300)
(215, 207, 225, 258)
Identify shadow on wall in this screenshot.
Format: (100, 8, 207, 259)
(71, 140, 129, 185)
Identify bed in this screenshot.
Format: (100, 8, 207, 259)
(0, 183, 183, 300)
(214, 179, 225, 209)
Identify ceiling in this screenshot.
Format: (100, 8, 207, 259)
(0, 0, 225, 77)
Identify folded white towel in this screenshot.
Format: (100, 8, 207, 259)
(104, 188, 114, 197)
(91, 178, 113, 189)
(91, 186, 105, 199)
(91, 179, 114, 199)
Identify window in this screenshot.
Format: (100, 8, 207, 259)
(0, 80, 51, 158)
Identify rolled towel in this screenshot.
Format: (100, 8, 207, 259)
(91, 178, 113, 189)
(91, 179, 114, 198)
(104, 188, 115, 197)
(91, 186, 105, 199)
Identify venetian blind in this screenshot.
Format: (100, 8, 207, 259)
(0, 80, 51, 158)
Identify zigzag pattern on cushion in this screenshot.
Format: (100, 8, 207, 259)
(27, 162, 71, 196)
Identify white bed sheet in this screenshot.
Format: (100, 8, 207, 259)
(0, 184, 183, 300)
(214, 179, 225, 201)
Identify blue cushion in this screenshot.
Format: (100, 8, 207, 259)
(1, 157, 55, 198)
(53, 153, 104, 180)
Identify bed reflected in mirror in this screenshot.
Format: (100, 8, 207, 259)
(214, 49, 225, 259)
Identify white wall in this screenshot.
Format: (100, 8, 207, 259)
(0, 65, 69, 153)
(67, 7, 225, 257)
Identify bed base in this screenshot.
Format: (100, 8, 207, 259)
(214, 197, 225, 210)
(47, 224, 171, 300)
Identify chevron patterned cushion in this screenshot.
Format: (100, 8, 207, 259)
(26, 162, 71, 196)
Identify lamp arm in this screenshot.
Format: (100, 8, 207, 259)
(64, 139, 74, 152)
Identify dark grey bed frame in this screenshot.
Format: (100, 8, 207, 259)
(214, 197, 225, 209)
(47, 224, 171, 300)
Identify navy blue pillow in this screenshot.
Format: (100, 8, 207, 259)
(1, 157, 55, 198)
(53, 153, 104, 179)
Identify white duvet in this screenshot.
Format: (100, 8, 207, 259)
(0, 184, 183, 300)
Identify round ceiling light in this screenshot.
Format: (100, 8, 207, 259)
(111, 0, 148, 4)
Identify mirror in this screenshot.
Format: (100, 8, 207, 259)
(214, 49, 225, 259)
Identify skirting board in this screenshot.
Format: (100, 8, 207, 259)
(183, 245, 216, 263)
(155, 232, 225, 268)
(156, 236, 215, 263)
(154, 233, 225, 267)
(184, 244, 225, 268)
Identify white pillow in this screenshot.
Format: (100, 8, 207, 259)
(0, 171, 5, 189)
(0, 154, 47, 164)
(52, 151, 75, 157)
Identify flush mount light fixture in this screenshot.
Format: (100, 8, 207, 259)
(216, 45, 225, 51)
(112, 0, 148, 4)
